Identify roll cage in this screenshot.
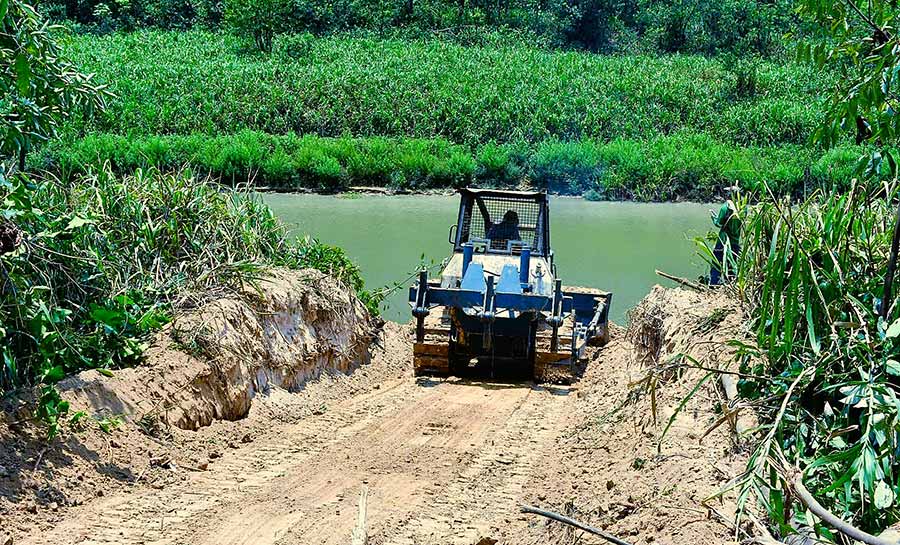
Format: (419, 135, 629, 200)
(450, 188, 550, 257)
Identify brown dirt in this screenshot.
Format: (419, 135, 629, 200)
(1, 283, 759, 545)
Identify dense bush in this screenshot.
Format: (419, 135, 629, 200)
(223, 0, 293, 51)
(0, 168, 376, 433)
(59, 30, 830, 147)
(699, 185, 900, 537)
(40, 0, 797, 55)
(38, 131, 863, 200)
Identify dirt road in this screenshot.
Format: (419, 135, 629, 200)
(6, 288, 751, 545)
(20, 374, 572, 545)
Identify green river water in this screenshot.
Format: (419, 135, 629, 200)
(263, 194, 713, 324)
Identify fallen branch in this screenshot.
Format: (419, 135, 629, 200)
(655, 270, 704, 291)
(788, 474, 897, 545)
(520, 505, 634, 545)
(351, 485, 368, 545)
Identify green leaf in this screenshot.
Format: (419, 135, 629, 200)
(14, 54, 31, 95)
(96, 368, 114, 378)
(65, 216, 94, 230)
(875, 480, 894, 509)
(886, 318, 900, 338)
(0, 0, 9, 22)
(42, 365, 65, 383)
(887, 359, 900, 376)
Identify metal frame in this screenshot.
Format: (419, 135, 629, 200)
(452, 188, 550, 257)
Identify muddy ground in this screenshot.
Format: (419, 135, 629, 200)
(1, 280, 754, 545)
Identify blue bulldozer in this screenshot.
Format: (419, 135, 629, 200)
(409, 188, 612, 381)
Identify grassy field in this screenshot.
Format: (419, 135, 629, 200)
(47, 29, 855, 200)
(61, 30, 828, 147)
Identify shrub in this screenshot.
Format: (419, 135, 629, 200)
(0, 167, 376, 427)
(38, 131, 867, 201)
(223, 0, 293, 52)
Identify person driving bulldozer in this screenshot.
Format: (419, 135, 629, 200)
(487, 210, 521, 245)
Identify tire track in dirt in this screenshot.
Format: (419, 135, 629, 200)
(19, 377, 573, 545)
(370, 384, 573, 545)
(17, 377, 418, 545)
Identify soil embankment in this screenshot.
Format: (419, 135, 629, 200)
(2, 284, 754, 545)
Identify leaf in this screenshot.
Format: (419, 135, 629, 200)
(42, 365, 65, 383)
(875, 480, 894, 509)
(887, 318, 900, 338)
(0, 0, 8, 22)
(887, 359, 900, 376)
(96, 368, 114, 378)
(14, 54, 31, 95)
(65, 216, 94, 230)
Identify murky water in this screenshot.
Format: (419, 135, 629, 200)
(263, 194, 713, 324)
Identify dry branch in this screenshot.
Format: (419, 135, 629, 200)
(655, 270, 704, 291)
(520, 505, 634, 545)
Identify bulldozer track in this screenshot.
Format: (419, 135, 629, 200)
(20, 378, 572, 545)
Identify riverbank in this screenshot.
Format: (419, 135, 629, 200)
(39, 29, 866, 202)
(39, 131, 862, 202)
(0, 168, 378, 439)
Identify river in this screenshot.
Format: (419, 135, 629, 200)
(263, 194, 713, 324)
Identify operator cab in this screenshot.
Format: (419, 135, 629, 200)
(451, 188, 550, 257)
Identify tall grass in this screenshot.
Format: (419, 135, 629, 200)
(39, 131, 864, 200)
(59, 30, 830, 147)
(700, 183, 900, 537)
(0, 168, 374, 433)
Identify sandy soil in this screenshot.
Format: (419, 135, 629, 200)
(1, 285, 755, 545)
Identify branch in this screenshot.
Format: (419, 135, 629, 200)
(520, 505, 634, 545)
(655, 269, 704, 291)
(844, 0, 892, 41)
(350, 485, 368, 545)
(788, 474, 897, 545)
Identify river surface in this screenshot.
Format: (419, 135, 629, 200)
(263, 194, 713, 324)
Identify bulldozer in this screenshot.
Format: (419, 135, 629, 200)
(408, 188, 612, 382)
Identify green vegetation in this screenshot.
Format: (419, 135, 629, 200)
(223, 0, 294, 52)
(696, 185, 900, 538)
(40, 131, 864, 200)
(1, 0, 109, 170)
(684, 0, 900, 539)
(0, 167, 375, 435)
(42, 0, 795, 56)
(59, 30, 827, 148)
(40, 29, 848, 200)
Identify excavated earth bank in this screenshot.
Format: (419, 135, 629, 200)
(1, 283, 759, 545)
(59, 268, 375, 431)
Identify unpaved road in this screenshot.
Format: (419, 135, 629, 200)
(21, 376, 572, 545)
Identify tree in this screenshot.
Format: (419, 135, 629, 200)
(1, 0, 109, 174)
(223, 0, 294, 52)
(796, 0, 900, 172)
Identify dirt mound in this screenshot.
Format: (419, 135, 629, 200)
(513, 285, 754, 545)
(0, 268, 388, 540)
(59, 268, 374, 430)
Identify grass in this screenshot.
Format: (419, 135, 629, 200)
(0, 167, 376, 435)
(59, 30, 830, 148)
(694, 183, 900, 538)
(39, 131, 864, 200)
